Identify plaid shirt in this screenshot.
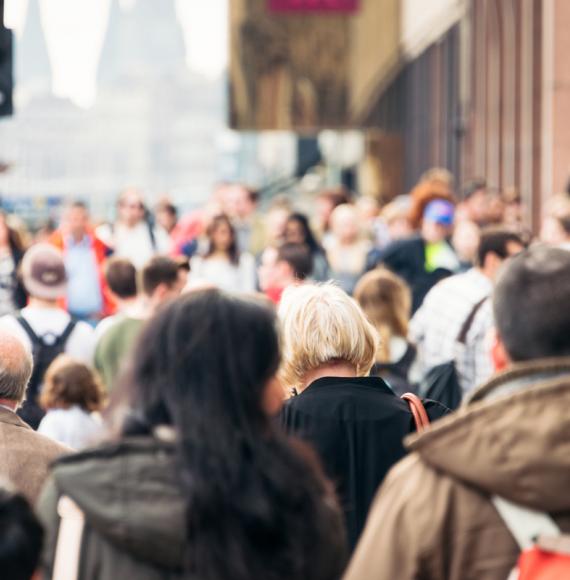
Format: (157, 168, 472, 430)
(409, 268, 495, 394)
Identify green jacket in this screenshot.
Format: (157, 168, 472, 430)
(37, 437, 188, 579)
(94, 317, 144, 391)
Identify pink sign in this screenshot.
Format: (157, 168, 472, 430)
(269, 0, 359, 12)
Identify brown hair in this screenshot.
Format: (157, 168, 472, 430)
(39, 355, 106, 412)
(104, 257, 137, 299)
(204, 214, 239, 265)
(354, 269, 411, 363)
(140, 256, 180, 297)
(407, 179, 455, 230)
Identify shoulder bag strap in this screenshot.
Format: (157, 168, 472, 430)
(491, 495, 560, 551)
(146, 217, 157, 250)
(457, 296, 488, 345)
(53, 495, 85, 580)
(401, 393, 431, 432)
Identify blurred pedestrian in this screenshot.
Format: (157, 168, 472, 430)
(258, 243, 313, 305)
(410, 227, 524, 395)
(50, 201, 112, 324)
(451, 220, 481, 271)
(0, 244, 96, 429)
(344, 245, 570, 580)
(38, 290, 346, 580)
(265, 199, 292, 248)
(0, 211, 27, 317)
(284, 212, 330, 281)
(313, 187, 351, 245)
(154, 199, 178, 235)
(223, 184, 267, 255)
(455, 179, 489, 226)
(354, 269, 418, 395)
(38, 355, 105, 450)
(325, 204, 371, 294)
(0, 331, 70, 503)
(94, 256, 184, 391)
(370, 199, 460, 312)
(94, 257, 138, 341)
(97, 188, 170, 269)
(190, 214, 255, 293)
(279, 283, 447, 550)
(374, 196, 414, 249)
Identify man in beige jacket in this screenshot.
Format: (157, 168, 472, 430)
(0, 331, 70, 504)
(344, 245, 570, 580)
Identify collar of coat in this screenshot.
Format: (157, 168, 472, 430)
(405, 356, 570, 512)
(0, 406, 32, 430)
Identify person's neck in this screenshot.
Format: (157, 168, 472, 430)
(71, 231, 87, 243)
(116, 296, 138, 312)
(28, 297, 59, 309)
(124, 295, 152, 319)
(210, 250, 229, 260)
(477, 265, 494, 280)
(300, 361, 357, 392)
(0, 398, 17, 411)
(120, 220, 142, 230)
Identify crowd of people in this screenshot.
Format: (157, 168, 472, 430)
(1, 170, 570, 579)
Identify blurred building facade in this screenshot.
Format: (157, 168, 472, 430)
(365, 0, 570, 230)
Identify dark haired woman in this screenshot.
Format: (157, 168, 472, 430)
(0, 211, 27, 315)
(284, 212, 330, 281)
(37, 290, 346, 580)
(191, 214, 255, 292)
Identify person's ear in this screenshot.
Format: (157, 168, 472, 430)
(151, 283, 169, 304)
(491, 331, 510, 372)
(263, 376, 285, 416)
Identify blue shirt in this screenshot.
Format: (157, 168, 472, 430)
(65, 235, 103, 317)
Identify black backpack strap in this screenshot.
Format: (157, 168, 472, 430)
(457, 297, 488, 345)
(16, 315, 41, 346)
(55, 319, 77, 347)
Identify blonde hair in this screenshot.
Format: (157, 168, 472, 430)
(354, 269, 411, 363)
(278, 283, 378, 391)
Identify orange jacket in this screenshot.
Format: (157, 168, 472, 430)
(50, 229, 115, 317)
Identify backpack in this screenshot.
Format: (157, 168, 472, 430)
(492, 495, 570, 579)
(419, 297, 487, 410)
(16, 315, 76, 430)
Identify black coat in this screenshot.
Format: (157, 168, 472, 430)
(280, 376, 447, 550)
(367, 236, 454, 312)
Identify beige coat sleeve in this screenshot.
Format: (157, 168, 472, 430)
(343, 454, 445, 580)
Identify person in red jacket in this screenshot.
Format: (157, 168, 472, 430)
(51, 201, 114, 323)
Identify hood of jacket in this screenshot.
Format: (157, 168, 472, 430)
(50, 436, 187, 571)
(406, 357, 570, 512)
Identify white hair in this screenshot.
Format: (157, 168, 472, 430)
(0, 332, 33, 405)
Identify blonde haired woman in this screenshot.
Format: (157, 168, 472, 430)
(354, 269, 419, 395)
(279, 283, 446, 550)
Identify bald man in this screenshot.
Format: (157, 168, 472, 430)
(0, 332, 70, 503)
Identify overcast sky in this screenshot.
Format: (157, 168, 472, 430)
(4, 0, 228, 107)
